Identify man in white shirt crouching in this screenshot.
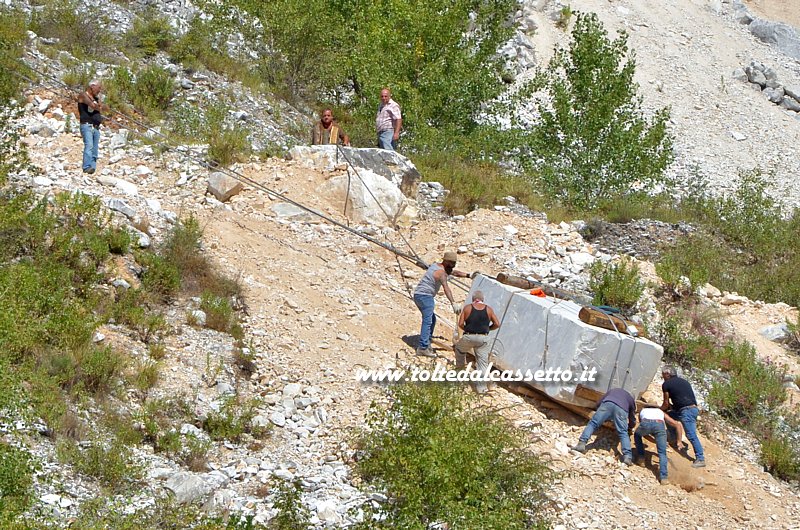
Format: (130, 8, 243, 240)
(634, 406, 684, 485)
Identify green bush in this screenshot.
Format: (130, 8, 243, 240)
(657, 170, 800, 307)
(104, 66, 135, 113)
(356, 383, 553, 529)
(0, 442, 36, 518)
(132, 65, 175, 117)
(125, 12, 174, 57)
(415, 152, 546, 215)
(57, 435, 142, 491)
(207, 125, 251, 168)
(202, 395, 264, 442)
(760, 433, 800, 482)
(588, 256, 645, 314)
(514, 12, 673, 208)
(0, 106, 37, 186)
(113, 289, 168, 343)
(30, 0, 117, 58)
(269, 480, 311, 530)
(707, 342, 786, 427)
(0, 8, 29, 104)
(140, 252, 181, 300)
(200, 291, 236, 333)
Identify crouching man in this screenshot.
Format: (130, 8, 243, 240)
(634, 406, 684, 485)
(572, 387, 636, 465)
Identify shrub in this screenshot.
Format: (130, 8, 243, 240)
(514, 12, 673, 208)
(113, 289, 168, 343)
(125, 12, 174, 57)
(139, 252, 181, 300)
(0, 8, 29, 104)
(760, 434, 800, 482)
(707, 342, 786, 426)
(414, 152, 546, 215)
(132, 359, 159, 394)
(589, 256, 645, 314)
(0, 442, 36, 518)
(356, 383, 553, 529)
(658, 170, 800, 307)
(62, 64, 94, 90)
(0, 106, 37, 186)
(269, 480, 311, 530)
(132, 65, 175, 117)
(202, 395, 263, 442)
(57, 435, 142, 491)
(200, 291, 236, 333)
(30, 0, 117, 58)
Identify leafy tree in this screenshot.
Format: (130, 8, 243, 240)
(0, 8, 28, 104)
(515, 12, 673, 208)
(230, 0, 516, 146)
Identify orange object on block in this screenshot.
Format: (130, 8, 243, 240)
(530, 288, 546, 297)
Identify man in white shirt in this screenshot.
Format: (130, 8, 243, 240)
(376, 88, 402, 150)
(634, 406, 684, 485)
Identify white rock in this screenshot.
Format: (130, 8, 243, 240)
(720, 293, 748, 305)
(33, 176, 53, 187)
(283, 383, 303, 397)
(136, 165, 153, 176)
(114, 179, 139, 196)
(570, 252, 595, 267)
(316, 500, 341, 524)
(145, 198, 162, 212)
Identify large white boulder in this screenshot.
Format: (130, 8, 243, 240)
(289, 145, 421, 197)
(320, 168, 412, 227)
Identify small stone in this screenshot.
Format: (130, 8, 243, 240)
(730, 131, 747, 142)
(136, 165, 153, 176)
(112, 278, 131, 289)
(207, 172, 243, 202)
(190, 309, 207, 326)
(270, 411, 286, 427)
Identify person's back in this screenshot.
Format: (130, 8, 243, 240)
(663, 376, 696, 410)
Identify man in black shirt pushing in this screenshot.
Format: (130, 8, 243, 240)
(660, 365, 706, 468)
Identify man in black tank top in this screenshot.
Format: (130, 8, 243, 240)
(77, 80, 104, 174)
(455, 290, 500, 394)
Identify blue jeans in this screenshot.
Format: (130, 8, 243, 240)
(579, 401, 632, 459)
(635, 420, 668, 480)
(413, 294, 436, 350)
(378, 129, 396, 150)
(667, 406, 704, 461)
(80, 123, 100, 171)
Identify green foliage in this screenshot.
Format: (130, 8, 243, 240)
(113, 290, 168, 343)
(415, 152, 547, 215)
(0, 8, 29, 104)
(103, 65, 174, 118)
(0, 442, 36, 518)
(31, 0, 117, 58)
(202, 395, 264, 442)
(269, 480, 311, 530)
(133, 65, 175, 116)
(73, 496, 269, 529)
(706, 342, 786, 426)
(588, 256, 645, 314)
(655, 302, 797, 482)
(356, 383, 553, 529)
(132, 359, 160, 394)
(1, 106, 37, 186)
(760, 434, 800, 482)
(57, 434, 142, 491)
(657, 170, 800, 307)
(139, 252, 181, 300)
(233, 0, 515, 143)
(515, 12, 673, 208)
(200, 291, 236, 333)
(62, 64, 94, 90)
(125, 11, 174, 57)
(787, 313, 800, 354)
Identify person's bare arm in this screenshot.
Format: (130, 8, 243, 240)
(78, 91, 100, 111)
(392, 118, 402, 141)
(664, 414, 684, 445)
(458, 304, 470, 331)
(660, 391, 670, 411)
(343, 134, 350, 146)
(487, 307, 500, 331)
